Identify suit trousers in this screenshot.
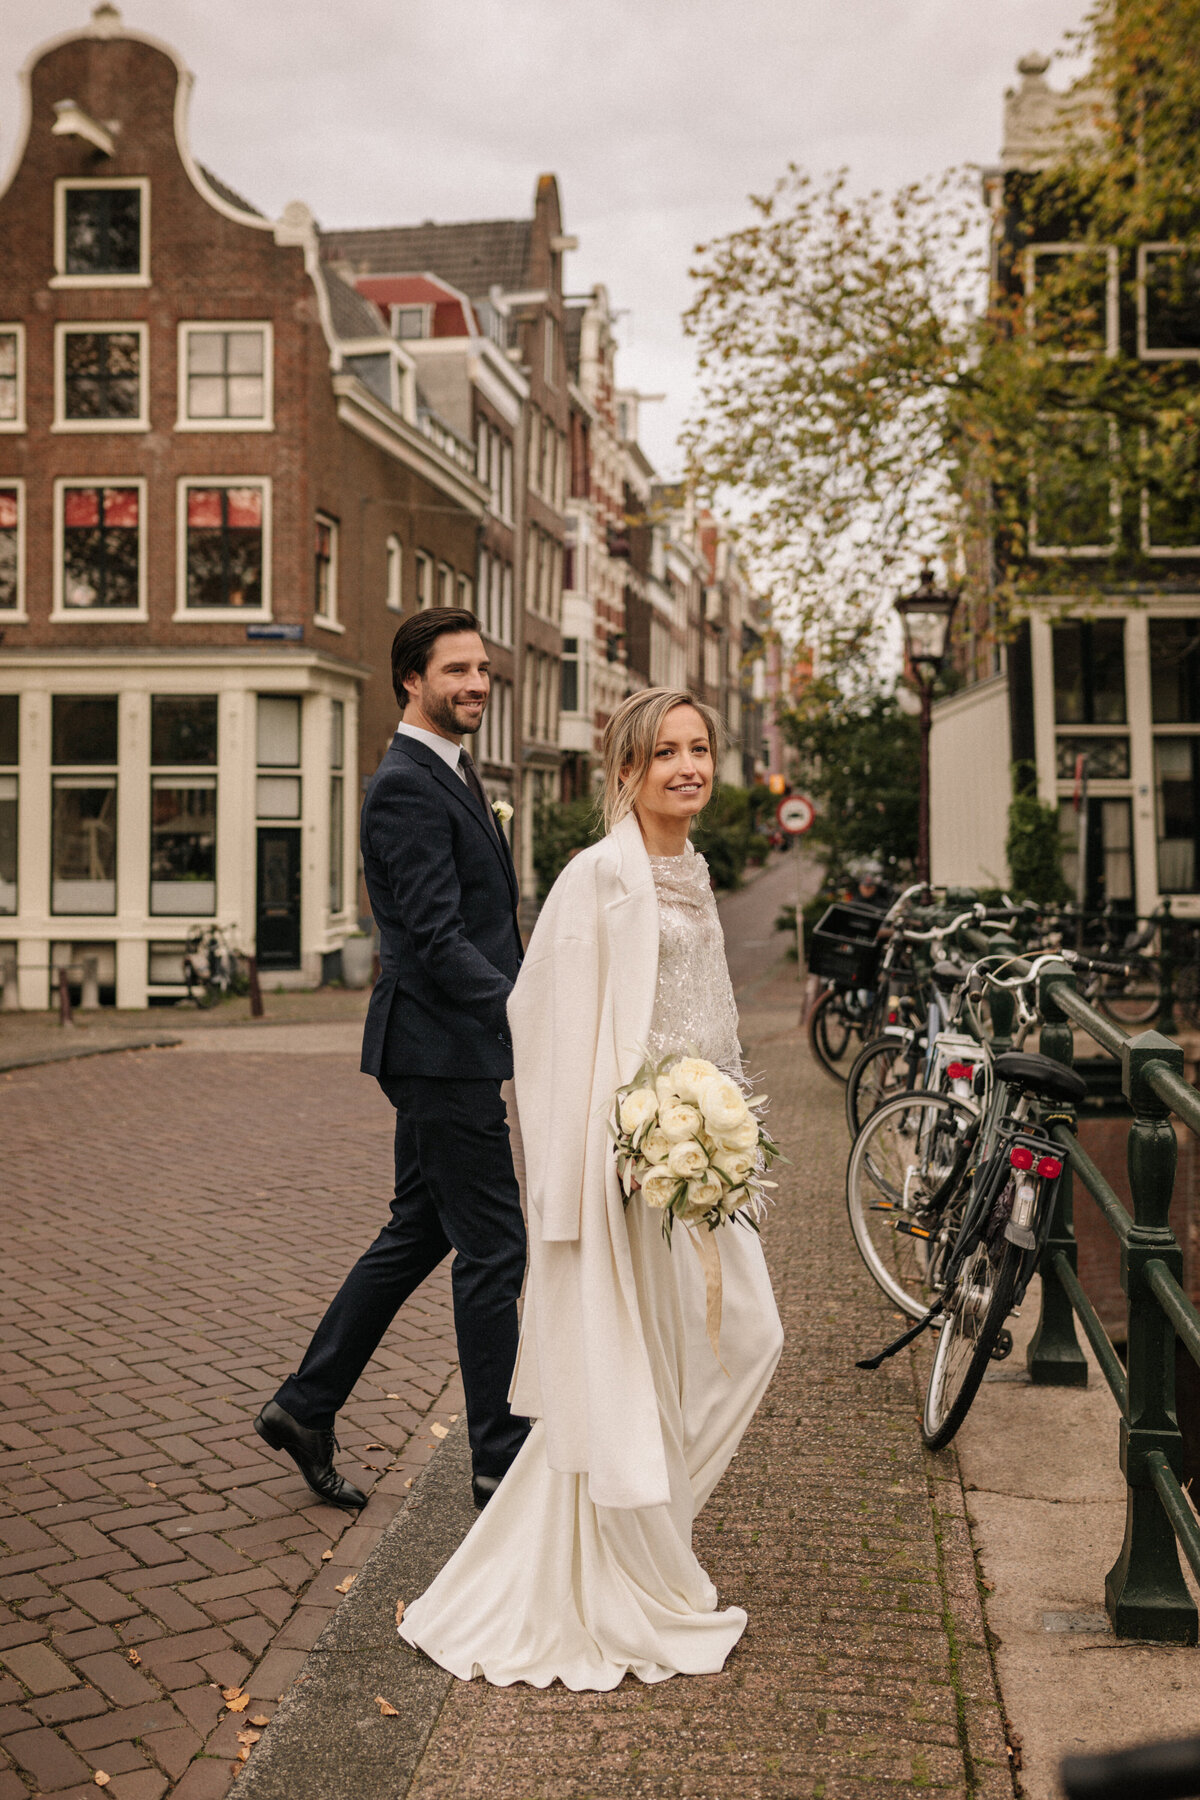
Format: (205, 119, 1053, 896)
(275, 1075, 530, 1481)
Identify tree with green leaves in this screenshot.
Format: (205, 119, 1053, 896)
(782, 685, 920, 881)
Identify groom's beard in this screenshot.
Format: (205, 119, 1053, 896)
(423, 689, 487, 737)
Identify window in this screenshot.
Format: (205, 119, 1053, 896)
(476, 419, 489, 485)
(457, 573, 473, 612)
(1055, 736, 1130, 780)
(415, 551, 433, 610)
(0, 484, 23, 613)
(344, 353, 395, 408)
(179, 480, 268, 614)
(501, 441, 513, 521)
(0, 695, 16, 917)
(437, 563, 454, 608)
(1052, 619, 1127, 724)
(257, 695, 301, 820)
(151, 695, 218, 765)
(527, 408, 540, 493)
(1059, 796, 1134, 907)
(150, 779, 216, 915)
(390, 305, 429, 340)
(314, 514, 339, 627)
(1156, 739, 1200, 891)
(1150, 619, 1200, 722)
(1030, 416, 1119, 556)
(386, 534, 403, 612)
(477, 550, 491, 635)
(1138, 246, 1200, 359)
(544, 315, 557, 387)
(55, 482, 144, 614)
(178, 323, 271, 428)
(1141, 422, 1200, 554)
(329, 700, 344, 915)
(502, 563, 513, 645)
(54, 179, 148, 285)
(1025, 244, 1117, 359)
(0, 327, 25, 430)
(56, 325, 147, 429)
(561, 636, 579, 713)
(51, 696, 117, 916)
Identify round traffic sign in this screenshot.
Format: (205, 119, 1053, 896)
(777, 794, 815, 835)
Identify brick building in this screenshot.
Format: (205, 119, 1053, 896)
(0, 6, 486, 1006)
(321, 181, 573, 903)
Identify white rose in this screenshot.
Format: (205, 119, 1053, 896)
(659, 1101, 703, 1144)
(712, 1146, 755, 1181)
(718, 1116, 760, 1153)
(655, 1071, 680, 1109)
(619, 1087, 658, 1137)
(668, 1057, 721, 1103)
(667, 1140, 709, 1181)
(682, 1172, 723, 1220)
(491, 799, 514, 826)
(641, 1126, 672, 1164)
(697, 1074, 752, 1136)
(640, 1167, 679, 1211)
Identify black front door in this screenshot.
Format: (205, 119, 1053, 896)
(256, 827, 301, 969)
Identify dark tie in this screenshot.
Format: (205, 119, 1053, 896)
(459, 749, 498, 836)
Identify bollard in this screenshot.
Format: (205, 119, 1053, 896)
(80, 955, 100, 1012)
(1158, 898, 1177, 1038)
(247, 954, 264, 1020)
(1027, 963, 1088, 1387)
(1105, 1030, 1198, 1642)
(0, 958, 17, 1012)
(57, 964, 74, 1027)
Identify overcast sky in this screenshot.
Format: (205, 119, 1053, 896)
(2, 0, 1088, 475)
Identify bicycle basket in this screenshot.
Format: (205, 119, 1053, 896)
(809, 904, 883, 986)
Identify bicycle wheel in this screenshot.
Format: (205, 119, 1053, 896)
(845, 1035, 917, 1137)
(808, 987, 857, 1084)
(1095, 958, 1163, 1026)
(921, 1236, 1021, 1450)
(186, 967, 221, 1010)
(846, 1090, 975, 1320)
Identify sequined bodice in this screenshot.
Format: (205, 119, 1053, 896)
(645, 845, 742, 1076)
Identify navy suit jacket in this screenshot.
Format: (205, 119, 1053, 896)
(360, 733, 523, 1082)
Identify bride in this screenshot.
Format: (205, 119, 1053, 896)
(399, 687, 783, 1689)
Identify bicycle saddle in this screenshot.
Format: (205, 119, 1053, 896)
(993, 1051, 1087, 1107)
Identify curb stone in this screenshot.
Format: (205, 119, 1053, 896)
(235, 1423, 472, 1800)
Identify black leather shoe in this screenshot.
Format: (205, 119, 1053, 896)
(471, 1473, 502, 1511)
(254, 1401, 367, 1512)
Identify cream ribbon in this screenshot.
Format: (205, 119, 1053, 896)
(684, 1222, 728, 1374)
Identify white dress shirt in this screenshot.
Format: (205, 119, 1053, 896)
(395, 720, 466, 782)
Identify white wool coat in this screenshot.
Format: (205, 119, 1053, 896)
(507, 812, 672, 1510)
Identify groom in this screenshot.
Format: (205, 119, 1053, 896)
(255, 607, 529, 1511)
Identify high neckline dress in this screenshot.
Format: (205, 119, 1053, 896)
(398, 842, 783, 1689)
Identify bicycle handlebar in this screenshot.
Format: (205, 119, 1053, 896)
(1062, 1735, 1200, 1800)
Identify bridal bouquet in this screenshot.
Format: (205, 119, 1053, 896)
(611, 1054, 780, 1242)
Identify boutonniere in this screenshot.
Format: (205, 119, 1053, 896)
(492, 799, 514, 826)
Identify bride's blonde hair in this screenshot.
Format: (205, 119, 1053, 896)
(600, 688, 720, 832)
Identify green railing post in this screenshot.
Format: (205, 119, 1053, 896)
(1158, 898, 1177, 1038)
(1027, 965, 1089, 1387)
(1105, 1030, 1198, 1642)
(983, 929, 1018, 1053)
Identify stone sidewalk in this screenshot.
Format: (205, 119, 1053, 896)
(237, 961, 1013, 1800)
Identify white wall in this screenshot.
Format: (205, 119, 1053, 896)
(930, 674, 1011, 891)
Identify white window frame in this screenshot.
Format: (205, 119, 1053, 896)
(174, 476, 272, 622)
(477, 549, 491, 635)
(437, 561, 454, 608)
(385, 533, 403, 612)
(176, 321, 274, 431)
(52, 177, 150, 289)
(1139, 425, 1200, 556)
(457, 572, 473, 612)
(1029, 415, 1120, 559)
(1025, 244, 1119, 361)
(314, 512, 342, 632)
(0, 324, 26, 432)
(415, 550, 434, 609)
(390, 303, 431, 340)
(53, 477, 148, 619)
(0, 478, 26, 619)
(53, 320, 149, 433)
(1137, 244, 1200, 362)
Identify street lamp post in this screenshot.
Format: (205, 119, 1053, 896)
(894, 568, 960, 887)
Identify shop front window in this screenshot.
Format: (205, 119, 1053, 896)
(52, 778, 116, 914)
(150, 778, 216, 914)
(151, 694, 217, 765)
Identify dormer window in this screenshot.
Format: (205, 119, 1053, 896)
(390, 305, 429, 341)
(53, 179, 149, 287)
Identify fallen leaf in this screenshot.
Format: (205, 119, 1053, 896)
(222, 1687, 242, 1701)
(250, 1716, 270, 1728)
(364, 1444, 386, 1453)
(375, 1695, 399, 1716)
(320, 1550, 333, 1561)
(981, 1579, 995, 1592)
(386, 1392, 402, 1399)
(448, 1413, 459, 1422)
(126, 1649, 141, 1666)
(335, 1574, 355, 1594)
(146, 1481, 158, 1489)
(236, 1729, 261, 1746)
(94, 1778, 110, 1790)
(237, 1746, 251, 1761)
(395, 1597, 406, 1628)
(404, 1478, 413, 1489)
(226, 1694, 250, 1714)
(431, 1422, 448, 1440)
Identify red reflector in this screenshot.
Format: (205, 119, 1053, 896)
(1037, 1156, 1063, 1180)
(1009, 1145, 1034, 1171)
(888, 1009, 899, 1025)
(946, 1062, 965, 1079)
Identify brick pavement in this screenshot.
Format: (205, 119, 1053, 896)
(0, 1047, 464, 1799)
(396, 969, 1012, 1800)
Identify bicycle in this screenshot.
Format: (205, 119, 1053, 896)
(183, 922, 248, 1009)
(807, 883, 927, 1084)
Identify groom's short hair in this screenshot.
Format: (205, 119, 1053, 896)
(392, 607, 482, 709)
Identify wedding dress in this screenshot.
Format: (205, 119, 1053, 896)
(398, 842, 782, 1689)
